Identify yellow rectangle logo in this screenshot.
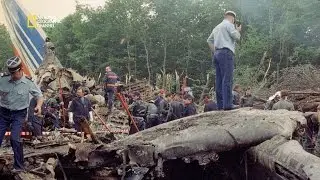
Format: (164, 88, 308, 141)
(27, 15, 38, 28)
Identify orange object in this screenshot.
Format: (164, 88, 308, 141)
(91, 107, 112, 133)
(116, 92, 139, 133)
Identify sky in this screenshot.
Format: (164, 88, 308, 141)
(0, 0, 106, 24)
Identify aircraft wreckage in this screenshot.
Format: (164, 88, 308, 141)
(0, 108, 319, 180)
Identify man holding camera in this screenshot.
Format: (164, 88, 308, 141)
(207, 11, 241, 110)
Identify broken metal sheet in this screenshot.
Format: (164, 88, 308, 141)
(103, 109, 305, 160)
(248, 136, 320, 180)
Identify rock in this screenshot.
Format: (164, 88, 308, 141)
(94, 95, 105, 105)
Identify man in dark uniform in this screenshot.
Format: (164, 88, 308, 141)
(167, 93, 184, 122)
(145, 100, 159, 128)
(232, 84, 241, 106)
(204, 95, 218, 112)
(158, 93, 171, 123)
(43, 95, 61, 130)
(104, 66, 119, 113)
(128, 92, 147, 134)
(0, 56, 43, 171)
(68, 87, 93, 132)
(154, 89, 165, 108)
(28, 97, 43, 138)
(183, 94, 197, 117)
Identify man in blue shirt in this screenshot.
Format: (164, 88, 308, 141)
(0, 56, 43, 171)
(207, 11, 241, 110)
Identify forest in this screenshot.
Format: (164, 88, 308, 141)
(1, 0, 320, 90)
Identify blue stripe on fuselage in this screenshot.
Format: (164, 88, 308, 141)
(8, 0, 45, 66)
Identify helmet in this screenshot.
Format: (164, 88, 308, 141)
(225, 11, 237, 18)
(7, 56, 22, 73)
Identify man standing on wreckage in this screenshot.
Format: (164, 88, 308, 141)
(207, 11, 241, 110)
(104, 66, 120, 114)
(0, 56, 43, 172)
(68, 87, 94, 132)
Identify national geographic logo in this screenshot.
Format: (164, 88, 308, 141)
(27, 15, 56, 28)
(27, 14, 38, 28)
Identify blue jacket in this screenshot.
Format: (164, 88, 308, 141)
(204, 101, 218, 112)
(69, 97, 92, 120)
(183, 103, 197, 117)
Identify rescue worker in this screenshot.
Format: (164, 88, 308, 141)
(104, 66, 119, 113)
(42, 37, 55, 66)
(81, 80, 90, 95)
(301, 106, 320, 154)
(158, 93, 171, 123)
(43, 37, 55, 55)
(312, 105, 320, 156)
(232, 84, 241, 105)
(240, 88, 266, 107)
(207, 11, 241, 110)
(43, 95, 60, 130)
(145, 100, 160, 128)
(68, 87, 94, 132)
(167, 93, 184, 121)
(154, 89, 165, 108)
(183, 94, 197, 117)
(0, 56, 43, 171)
(128, 92, 147, 134)
(264, 91, 281, 110)
(204, 95, 218, 112)
(28, 97, 43, 138)
(272, 90, 295, 111)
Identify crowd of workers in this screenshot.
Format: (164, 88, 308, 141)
(0, 10, 319, 173)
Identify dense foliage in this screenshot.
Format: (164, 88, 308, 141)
(0, 24, 14, 71)
(7, 0, 320, 87)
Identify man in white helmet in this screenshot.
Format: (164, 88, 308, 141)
(207, 11, 241, 110)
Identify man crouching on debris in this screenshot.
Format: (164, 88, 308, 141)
(0, 56, 43, 172)
(128, 92, 147, 134)
(68, 87, 94, 132)
(272, 90, 294, 111)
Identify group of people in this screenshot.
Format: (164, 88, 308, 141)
(0, 10, 317, 173)
(127, 90, 197, 134)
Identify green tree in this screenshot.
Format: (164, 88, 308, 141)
(0, 24, 13, 70)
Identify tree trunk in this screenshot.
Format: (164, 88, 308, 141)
(143, 40, 151, 84)
(126, 40, 131, 78)
(162, 38, 167, 88)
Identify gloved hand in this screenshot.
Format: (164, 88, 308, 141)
(89, 111, 94, 122)
(68, 112, 74, 124)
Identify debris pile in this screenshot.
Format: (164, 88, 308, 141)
(123, 80, 154, 101)
(2, 109, 318, 180)
(289, 91, 320, 112)
(270, 64, 320, 92)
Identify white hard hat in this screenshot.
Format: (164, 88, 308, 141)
(225, 11, 237, 18)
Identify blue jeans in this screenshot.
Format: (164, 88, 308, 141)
(105, 88, 115, 111)
(28, 115, 43, 137)
(213, 48, 234, 110)
(0, 107, 27, 170)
